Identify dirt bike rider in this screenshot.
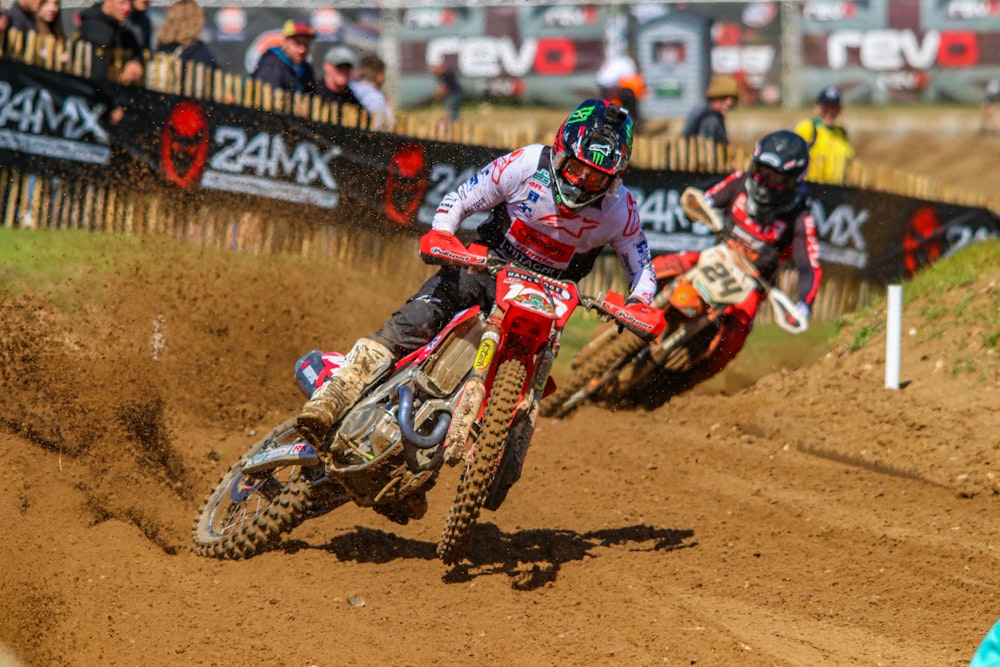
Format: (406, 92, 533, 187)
(651, 129, 822, 393)
(296, 98, 658, 447)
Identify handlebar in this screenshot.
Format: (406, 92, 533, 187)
(420, 231, 666, 342)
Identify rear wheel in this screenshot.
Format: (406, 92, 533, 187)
(437, 359, 525, 564)
(191, 419, 342, 560)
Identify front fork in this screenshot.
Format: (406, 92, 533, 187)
(442, 305, 556, 466)
(442, 321, 501, 465)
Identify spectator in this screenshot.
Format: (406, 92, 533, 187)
(154, 0, 217, 69)
(124, 0, 150, 53)
(431, 60, 463, 125)
(349, 53, 394, 130)
(794, 86, 855, 184)
(314, 42, 364, 123)
(680, 74, 739, 145)
(34, 0, 65, 42)
(252, 19, 315, 94)
(34, 0, 66, 63)
(77, 0, 144, 88)
(980, 77, 1000, 135)
(596, 51, 637, 99)
(596, 49, 645, 131)
(6, 0, 41, 35)
(0, 8, 8, 34)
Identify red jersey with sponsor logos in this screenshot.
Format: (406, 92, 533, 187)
(430, 144, 657, 305)
(705, 172, 823, 306)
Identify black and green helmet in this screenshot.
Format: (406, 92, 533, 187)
(551, 98, 634, 211)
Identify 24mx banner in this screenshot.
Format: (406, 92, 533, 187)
(1, 59, 997, 283)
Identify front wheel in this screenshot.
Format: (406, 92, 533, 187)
(191, 419, 340, 560)
(437, 359, 526, 564)
(539, 330, 647, 419)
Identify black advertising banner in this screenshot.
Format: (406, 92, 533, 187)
(0, 59, 114, 173)
(117, 89, 349, 210)
(3, 60, 997, 285)
(109, 81, 498, 226)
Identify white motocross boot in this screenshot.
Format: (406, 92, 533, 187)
(296, 337, 394, 446)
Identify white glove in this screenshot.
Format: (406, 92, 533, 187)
(796, 301, 811, 322)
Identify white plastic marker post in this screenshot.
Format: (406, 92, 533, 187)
(885, 284, 902, 389)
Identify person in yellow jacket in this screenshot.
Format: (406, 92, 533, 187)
(794, 86, 855, 184)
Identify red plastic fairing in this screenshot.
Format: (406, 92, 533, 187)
(419, 230, 487, 267)
(601, 291, 667, 338)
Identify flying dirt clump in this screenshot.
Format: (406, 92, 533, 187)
(0, 292, 191, 550)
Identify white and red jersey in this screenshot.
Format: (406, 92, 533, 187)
(431, 144, 657, 305)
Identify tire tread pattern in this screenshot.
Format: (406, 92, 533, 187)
(192, 419, 315, 560)
(540, 331, 647, 419)
(437, 359, 525, 564)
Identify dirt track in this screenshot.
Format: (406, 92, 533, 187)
(1, 122, 999, 666)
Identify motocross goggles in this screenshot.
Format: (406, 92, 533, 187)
(560, 156, 614, 193)
(748, 162, 797, 192)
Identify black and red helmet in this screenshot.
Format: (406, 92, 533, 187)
(745, 129, 810, 221)
(551, 98, 634, 211)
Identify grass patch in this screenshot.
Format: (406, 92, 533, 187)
(0, 227, 125, 291)
(847, 321, 882, 352)
(553, 309, 603, 379)
(831, 239, 999, 378)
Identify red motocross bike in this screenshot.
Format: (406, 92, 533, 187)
(192, 233, 666, 564)
(541, 187, 808, 418)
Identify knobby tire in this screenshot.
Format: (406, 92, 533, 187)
(539, 331, 647, 419)
(437, 359, 526, 564)
(192, 418, 316, 560)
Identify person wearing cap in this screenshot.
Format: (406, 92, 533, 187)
(794, 85, 855, 185)
(680, 74, 739, 145)
(314, 43, 365, 125)
(252, 19, 316, 94)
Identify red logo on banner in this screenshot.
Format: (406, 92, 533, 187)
(903, 205, 942, 277)
(938, 31, 978, 68)
(160, 101, 209, 188)
(535, 37, 577, 76)
(383, 143, 428, 226)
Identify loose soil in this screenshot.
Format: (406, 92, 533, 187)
(1, 111, 998, 666)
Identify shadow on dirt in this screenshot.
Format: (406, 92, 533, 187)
(287, 523, 695, 589)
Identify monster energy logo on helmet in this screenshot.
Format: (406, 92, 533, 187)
(588, 142, 612, 166)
